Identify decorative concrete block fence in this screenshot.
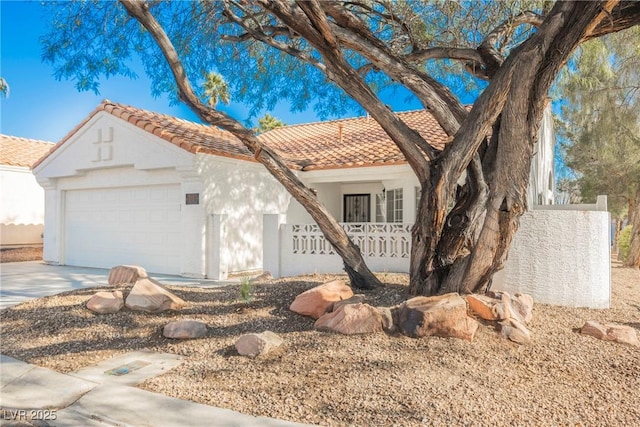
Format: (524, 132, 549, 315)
(264, 196, 611, 308)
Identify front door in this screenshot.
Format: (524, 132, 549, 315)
(343, 194, 371, 222)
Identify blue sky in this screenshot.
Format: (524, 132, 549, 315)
(1, 1, 376, 143)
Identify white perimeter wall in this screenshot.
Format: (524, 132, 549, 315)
(1, 166, 45, 246)
(492, 209, 610, 308)
(267, 207, 611, 308)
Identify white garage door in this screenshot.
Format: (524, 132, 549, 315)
(64, 185, 182, 274)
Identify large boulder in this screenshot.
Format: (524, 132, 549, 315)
(580, 321, 639, 347)
(108, 265, 148, 285)
(235, 331, 284, 358)
(163, 320, 208, 339)
(331, 294, 366, 312)
(289, 280, 353, 319)
(125, 278, 186, 313)
(86, 290, 124, 314)
(314, 303, 383, 335)
(510, 292, 534, 324)
(395, 293, 479, 341)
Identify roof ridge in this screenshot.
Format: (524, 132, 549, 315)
(0, 134, 54, 145)
(260, 108, 436, 134)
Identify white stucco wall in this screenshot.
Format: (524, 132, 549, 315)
(196, 155, 290, 277)
(492, 209, 611, 308)
(0, 166, 45, 246)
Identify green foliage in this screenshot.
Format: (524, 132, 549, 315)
(240, 277, 253, 304)
(618, 225, 633, 261)
(40, 1, 548, 119)
(203, 72, 230, 107)
(0, 77, 8, 98)
(556, 28, 640, 217)
(255, 113, 285, 134)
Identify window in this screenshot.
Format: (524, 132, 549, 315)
(375, 193, 386, 222)
(343, 194, 371, 222)
(386, 188, 403, 223)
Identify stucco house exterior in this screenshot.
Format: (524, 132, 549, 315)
(1, 134, 54, 247)
(33, 100, 555, 278)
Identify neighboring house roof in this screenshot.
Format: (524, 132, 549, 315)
(33, 100, 450, 171)
(0, 134, 54, 168)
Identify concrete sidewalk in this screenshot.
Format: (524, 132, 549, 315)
(0, 355, 312, 427)
(0, 261, 235, 310)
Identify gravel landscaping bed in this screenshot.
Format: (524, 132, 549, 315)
(1, 262, 638, 426)
(0, 246, 43, 263)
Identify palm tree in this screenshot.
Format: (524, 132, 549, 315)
(0, 77, 9, 98)
(203, 72, 229, 107)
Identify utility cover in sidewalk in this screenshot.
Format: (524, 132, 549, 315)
(71, 350, 183, 386)
(104, 360, 150, 376)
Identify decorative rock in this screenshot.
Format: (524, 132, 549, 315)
(163, 320, 208, 339)
(235, 331, 284, 358)
(376, 306, 395, 333)
(580, 321, 639, 347)
(466, 293, 512, 321)
(510, 293, 534, 324)
(395, 293, 479, 341)
(498, 318, 531, 344)
(86, 290, 124, 314)
(315, 303, 383, 335)
(250, 271, 273, 283)
(331, 294, 366, 312)
(289, 280, 353, 319)
(108, 265, 148, 285)
(125, 278, 186, 313)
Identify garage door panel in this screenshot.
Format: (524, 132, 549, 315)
(65, 185, 182, 274)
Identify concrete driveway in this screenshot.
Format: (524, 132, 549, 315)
(0, 261, 234, 310)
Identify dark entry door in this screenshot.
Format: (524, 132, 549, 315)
(343, 194, 371, 222)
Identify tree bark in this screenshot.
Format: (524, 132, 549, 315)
(624, 186, 640, 268)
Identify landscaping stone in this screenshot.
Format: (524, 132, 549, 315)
(580, 321, 639, 347)
(289, 279, 353, 319)
(125, 278, 186, 313)
(466, 293, 511, 321)
(163, 320, 208, 339)
(315, 303, 383, 335)
(395, 293, 479, 341)
(108, 265, 148, 285)
(498, 318, 531, 344)
(86, 290, 124, 314)
(235, 331, 284, 358)
(376, 306, 395, 333)
(331, 294, 366, 312)
(510, 292, 534, 324)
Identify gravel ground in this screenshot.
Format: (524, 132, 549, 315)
(1, 262, 638, 426)
(0, 247, 43, 263)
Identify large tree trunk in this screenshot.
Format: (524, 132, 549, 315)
(624, 187, 640, 268)
(410, 1, 621, 295)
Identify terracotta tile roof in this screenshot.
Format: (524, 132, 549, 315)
(0, 134, 54, 168)
(34, 100, 449, 171)
(33, 100, 254, 169)
(259, 110, 448, 170)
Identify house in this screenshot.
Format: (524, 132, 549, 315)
(1, 134, 54, 247)
(33, 100, 554, 278)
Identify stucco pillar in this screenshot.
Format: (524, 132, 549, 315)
(180, 178, 207, 278)
(208, 214, 227, 280)
(263, 214, 285, 278)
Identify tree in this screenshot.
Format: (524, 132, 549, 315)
(558, 27, 640, 267)
(42, 1, 640, 292)
(0, 77, 8, 98)
(203, 71, 230, 107)
(256, 113, 285, 133)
